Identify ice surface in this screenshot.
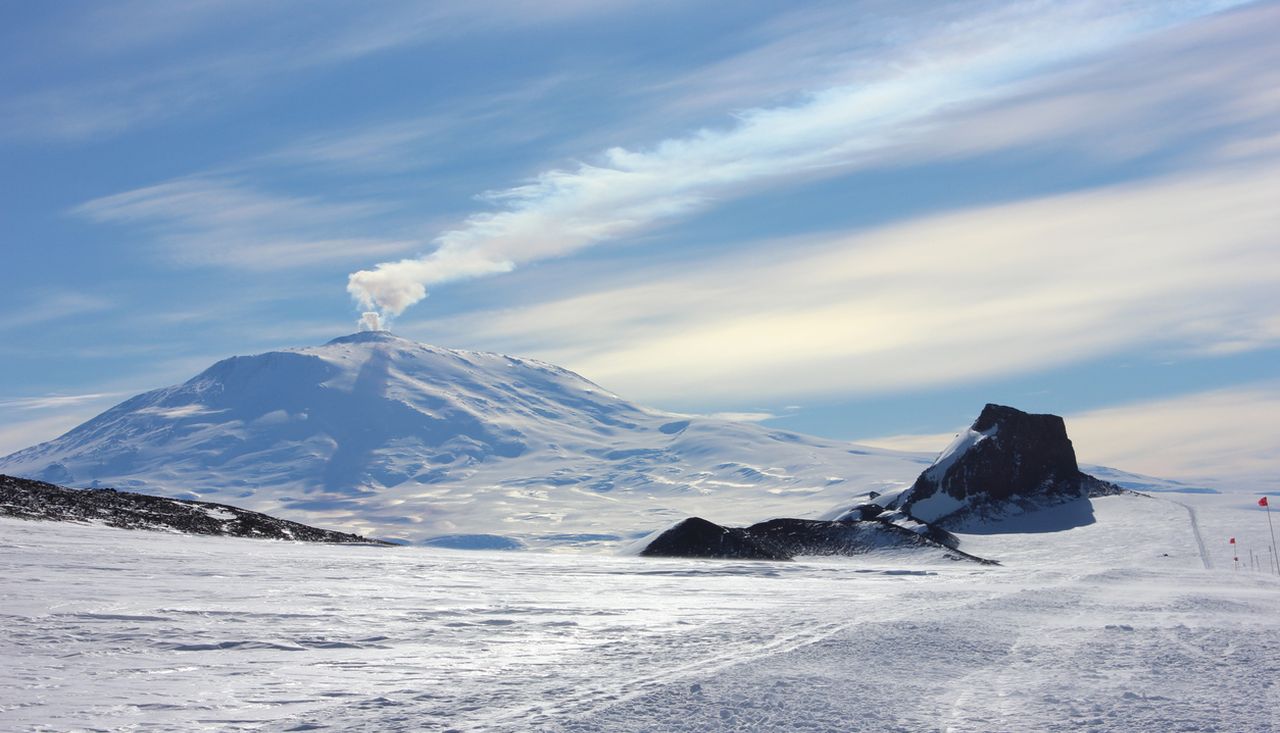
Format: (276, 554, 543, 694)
(3, 490, 1277, 732)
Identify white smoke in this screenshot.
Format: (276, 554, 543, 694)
(347, 244, 515, 316)
(358, 311, 384, 332)
(345, 1, 1245, 319)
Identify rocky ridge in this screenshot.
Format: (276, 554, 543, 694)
(0, 474, 392, 544)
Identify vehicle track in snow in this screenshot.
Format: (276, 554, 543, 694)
(1159, 497, 1211, 569)
(479, 577, 999, 732)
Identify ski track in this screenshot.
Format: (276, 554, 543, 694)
(462, 582, 1002, 732)
(563, 571, 1280, 733)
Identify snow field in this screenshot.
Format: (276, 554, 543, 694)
(2, 492, 1278, 732)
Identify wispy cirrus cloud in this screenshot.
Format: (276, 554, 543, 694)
(1065, 381, 1280, 490)
(72, 178, 417, 270)
(0, 0, 665, 142)
(261, 74, 577, 174)
(636, 2, 986, 118)
(0, 292, 113, 333)
(0, 391, 128, 456)
(0, 392, 128, 411)
(917, 3, 1280, 166)
(0, 414, 95, 457)
(402, 159, 1280, 403)
(346, 0, 1252, 318)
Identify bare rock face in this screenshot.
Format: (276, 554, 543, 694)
(637, 516, 995, 564)
(0, 474, 392, 545)
(893, 404, 1121, 526)
(639, 517, 791, 560)
(744, 518, 993, 563)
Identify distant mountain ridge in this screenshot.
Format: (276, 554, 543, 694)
(0, 331, 933, 546)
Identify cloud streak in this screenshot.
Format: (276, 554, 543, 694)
(402, 159, 1280, 403)
(1, 0, 664, 142)
(0, 293, 114, 333)
(0, 393, 127, 411)
(347, 0, 1248, 317)
(74, 178, 416, 270)
(1066, 381, 1280, 490)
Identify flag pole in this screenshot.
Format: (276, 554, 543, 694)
(1264, 497, 1278, 575)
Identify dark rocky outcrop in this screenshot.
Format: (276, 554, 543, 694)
(746, 518, 930, 556)
(640, 404, 1130, 563)
(920, 404, 1080, 503)
(640, 517, 791, 560)
(0, 474, 392, 544)
(638, 515, 996, 564)
(889, 403, 1123, 527)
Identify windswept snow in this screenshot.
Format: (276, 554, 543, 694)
(2, 491, 1277, 732)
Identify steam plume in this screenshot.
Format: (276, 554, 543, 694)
(346, 1, 1244, 319)
(358, 311, 384, 331)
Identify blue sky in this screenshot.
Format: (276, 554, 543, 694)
(2, 0, 1278, 488)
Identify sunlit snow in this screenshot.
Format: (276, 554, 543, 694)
(3, 491, 1277, 732)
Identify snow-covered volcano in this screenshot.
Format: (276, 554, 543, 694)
(0, 332, 932, 546)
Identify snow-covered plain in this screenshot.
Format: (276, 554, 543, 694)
(4, 491, 1277, 732)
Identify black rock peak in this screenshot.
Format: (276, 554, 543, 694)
(896, 403, 1119, 525)
(927, 404, 1077, 501)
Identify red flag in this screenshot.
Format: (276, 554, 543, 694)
(1261, 497, 1270, 507)
(1230, 537, 1236, 544)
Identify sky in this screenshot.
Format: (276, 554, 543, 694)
(1, 0, 1278, 490)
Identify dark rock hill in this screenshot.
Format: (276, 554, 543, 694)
(0, 474, 392, 544)
(893, 404, 1123, 526)
(745, 518, 986, 562)
(640, 517, 791, 560)
(641, 404, 1130, 563)
(639, 515, 995, 564)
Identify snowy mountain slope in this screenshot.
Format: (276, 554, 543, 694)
(0, 331, 932, 546)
